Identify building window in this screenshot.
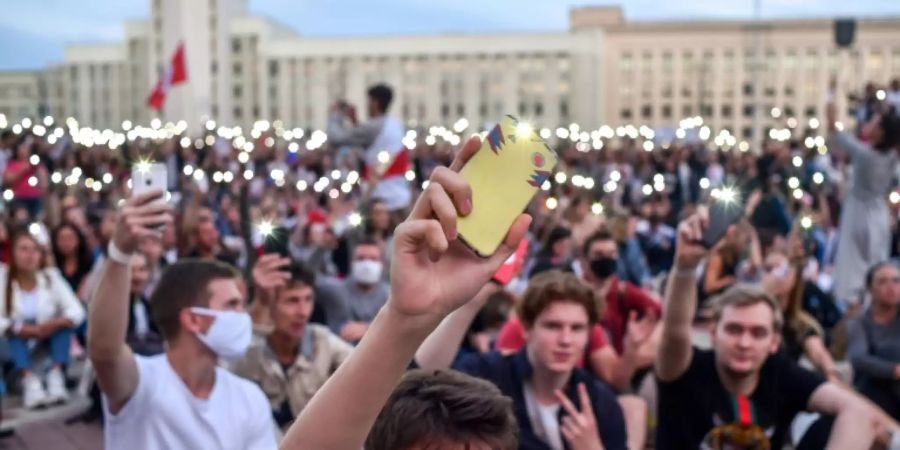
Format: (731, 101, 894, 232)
(683, 105, 692, 117)
(211, 61, 218, 74)
(764, 87, 776, 97)
(661, 104, 672, 119)
(518, 102, 526, 116)
(253, 105, 260, 117)
(785, 85, 795, 96)
(232, 38, 241, 53)
(743, 127, 753, 138)
(621, 108, 632, 120)
(641, 105, 652, 119)
(743, 83, 754, 95)
(805, 106, 816, 117)
(234, 63, 242, 76)
(234, 107, 242, 119)
(701, 104, 713, 117)
(234, 85, 242, 97)
(479, 103, 488, 116)
(743, 105, 755, 117)
(784, 106, 795, 117)
(441, 103, 450, 118)
(560, 100, 569, 119)
(269, 61, 279, 76)
(722, 105, 733, 117)
(535, 102, 543, 116)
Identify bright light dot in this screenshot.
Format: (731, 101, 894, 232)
(238, 152, 250, 164)
(812, 172, 824, 185)
(377, 151, 390, 164)
(405, 170, 416, 181)
(793, 189, 804, 200)
(540, 128, 551, 139)
(891, 192, 900, 205)
(739, 141, 750, 152)
(193, 169, 205, 181)
(643, 141, 654, 152)
(591, 202, 603, 215)
(183, 165, 194, 176)
(223, 171, 234, 183)
(2, 190, 12, 201)
(102, 173, 113, 184)
(556, 128, 569, 139)
(29, 155, 39, 165)
(583, 177, 595, 190)
(546, 197, 558, 210)
(788, 177, 800, 189)
(541, 180, 551, 191)
(876, 90, 887, 101)
(27, 176, 37, 187)
(296, 180, 308, 191)
(331, 170, 341, 180)
(288, 142, 299, 153)
(718, 186, 738, 204)
(604, 181, 618, 193)
(213, 172, 223, 183)
(122, 120, 132, 130)
(808, 118, 820, 129)
(271, 169, 285, 181)
(695, 178, 709, 190)
(134, 159, 152, 174)
(264, 137, 275, 148)
(515, 122, 533, 138)
(12, 124, 22, 134)
(243, 142, 254, 152)
(555, 172, 567, 184)
(609, 170, 621, 182)
(347, 171, 359, 184)
(205, 135, 215, 146)
(21, 118, 32, 128)
(800, 216, 813, 229)
(642, 184, 653, 196)
(787, 117, 798, 128)
(675, 128, 686, 139)
(425, 136, 436, 146)
(244, 170, 254, 180)
(180, 137, 190, 148)
(329, 189, 339, 199)
(257, 220, 275, 238)
(341, 182, 352, 194)
(571, 175, 584, 187)
(51, 172, 62, 184)
(150, 118, 161, 129)
(792, 156, 803, 168)
(348, 212, 362, 227)
(771, 107, 782, 118)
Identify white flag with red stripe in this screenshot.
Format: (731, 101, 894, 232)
(147, 42, 187, 111)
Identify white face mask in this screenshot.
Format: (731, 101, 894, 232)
(352, 260, 383, 285)
(190, 307, 252, 361)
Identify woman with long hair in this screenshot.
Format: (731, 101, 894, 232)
(51, 222, 95, 300)
(1, 227, 85, 409)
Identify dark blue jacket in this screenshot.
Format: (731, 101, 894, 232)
(452, 349, 627, 450)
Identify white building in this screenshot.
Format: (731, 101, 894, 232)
(1, 2, 899, 139)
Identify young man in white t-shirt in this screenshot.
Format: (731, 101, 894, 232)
(87, 190, 276, 450)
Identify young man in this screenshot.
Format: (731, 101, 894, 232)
(280, 136, 532, 449)
(416, 271, 627, 450)
(327, 83, 411, 212)
(655, 210, 878, 449)
(87, 191, 275, 449)
(233, 259, 353, 431)
(325, 240, 390, 342)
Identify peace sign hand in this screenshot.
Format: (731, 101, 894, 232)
(555, 383, 605, 450)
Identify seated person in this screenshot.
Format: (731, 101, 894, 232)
(656, 211, 885, 449)
(848, 262, 900, 420)
(416, 271, 627, 450)
(1, 228, 84, 409)
(319, 239, 390, 342)
(125, 252, 163, 356)
(233, 260, 353, 431)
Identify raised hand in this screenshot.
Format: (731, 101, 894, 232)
(252, 254, 291, 303)
(674, 208, 710, 271)
(556, 383, 605, 450)
(387, 136, 531, 326)
(113, 190, 173, 254)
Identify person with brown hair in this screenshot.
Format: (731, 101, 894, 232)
(1, 226, 84, 409)
(365, 369, 518, 450)
(416, 270, 626, 450)
(87, 191, 275, 449)
(655, 210, 880, 449)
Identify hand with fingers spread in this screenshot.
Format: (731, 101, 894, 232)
(387, 136, 532, 325)
(556, 383, 605, 450)
(674, 208, 710, 271)
(113, 190, 173, 254)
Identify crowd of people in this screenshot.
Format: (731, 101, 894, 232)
(0, 76, 898, 449)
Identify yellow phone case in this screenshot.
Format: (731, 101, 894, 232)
(458, 115, 558, 257)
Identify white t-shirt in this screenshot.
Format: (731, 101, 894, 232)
(103, 354, 277, 450)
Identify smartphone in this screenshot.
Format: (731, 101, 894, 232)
(262, 226, 291, 258)
(492, 238, 529, 286)
(131, 163, 168, 201)
(457, 115, 557, 257)
(701, 198, 745, 249)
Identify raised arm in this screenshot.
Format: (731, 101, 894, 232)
(87, 191, 172, 414)
(414, 282, 498, 370)
(280, 137, 530, 450)
(326, 110, 381, 148)
(656, 211, 709, 382)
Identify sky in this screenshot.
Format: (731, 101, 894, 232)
(1, 0, 899, 71)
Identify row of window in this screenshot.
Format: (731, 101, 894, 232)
(620, 103, 820, 121)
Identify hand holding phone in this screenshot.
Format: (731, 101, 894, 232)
(701, 190, 745, 249)
(132, 163, 168, 201)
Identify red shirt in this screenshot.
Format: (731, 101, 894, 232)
(496, 316, 609, 368)
(5, 160, 43, 199)
(602, 277, 661, 354)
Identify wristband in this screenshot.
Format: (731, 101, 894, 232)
(107, 241, 134, 266)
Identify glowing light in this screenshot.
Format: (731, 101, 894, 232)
(717, 186, 738, 204)
(27, 176, 37, 187)
(554, 172, 567, 184)
(583, 177, 595, 190)
(341, 183, 352, 194)
(556, 128, 569, 139)
(347, 171, 359, 184)
(183, 165, 194, 177)
(699, 178, 710, 189)
(51, 172, 62, 184)
(328, 189, 339, 199)
(180, 137, 191, 148)
(793, 189, 804, 200)
(243, 170, 254, 181)
(296, 180, 308, 191)
(348, 212, 363, 227)
(541, 180, 551, 191)
(540, 128, 552, 139)
(891, 192, 900, 205)
(205, 135, 215, 146)
(405, 170, 416, 181)
(591, 202, 603, 215)
(2, 190, 12, 201)
(792, 156, 803, 168)
(515, 122, 533, 138)
(122, 120, 132, 130)
(29, 154, 40, 166)
(150, 118, 161, 129)
(223, 171, 234, 183)
(786, 117, 798, 128)
(257, 220, 275, 238)
(453, 118, 469, 133)
(377, 151, 390, 164)
(643, 141, 654, 152)
(28, 223, 40, 237)
(771, 107, 782, 118)
(642, 184, 653, 196)
(288, 142, 299, 153)
(238, 152, 250, 164)
(571, 175, 584, 187)
(876, 90, 887, 101)
(134, 158, 153, 174)
(808, 118, 820, 130)
(545, 197, 558, 210)
(331, 170, 341, 180)
(788, 177, 800, 189)
(812, 173, 824, 185)
(193, 169, 205, 181)
(21, 118, 32, 128)
(800, 216, 813, 230)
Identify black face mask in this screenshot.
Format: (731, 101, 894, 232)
(589, 257, 618, 279)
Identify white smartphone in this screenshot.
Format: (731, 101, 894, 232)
(131, 163, 168, 200)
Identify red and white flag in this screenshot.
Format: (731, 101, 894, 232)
(147, 42, 187, 111)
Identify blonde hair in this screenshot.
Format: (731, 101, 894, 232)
(711, 283, 784, 332)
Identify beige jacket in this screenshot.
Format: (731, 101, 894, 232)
(232, 323, 353, 430)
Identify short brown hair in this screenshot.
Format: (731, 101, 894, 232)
(150, 259, 240, 340)
(711, 283, 784, 332)
(365, 369, 517, 450)
(517, 270, 599, 328)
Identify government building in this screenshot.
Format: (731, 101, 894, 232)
(1, 0, 899, 140)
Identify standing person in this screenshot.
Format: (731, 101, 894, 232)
(1, 228, 84, 409)
(828, 89, 900, 305)
(87, 191, 276, 450)
(655, 211, 880, 449)
(848, 262, 900, 420)
(328, 83, 411, 212)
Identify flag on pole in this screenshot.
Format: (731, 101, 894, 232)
(147, 42, 187, 111)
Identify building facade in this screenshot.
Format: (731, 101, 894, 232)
(1, 2, 899, 138)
